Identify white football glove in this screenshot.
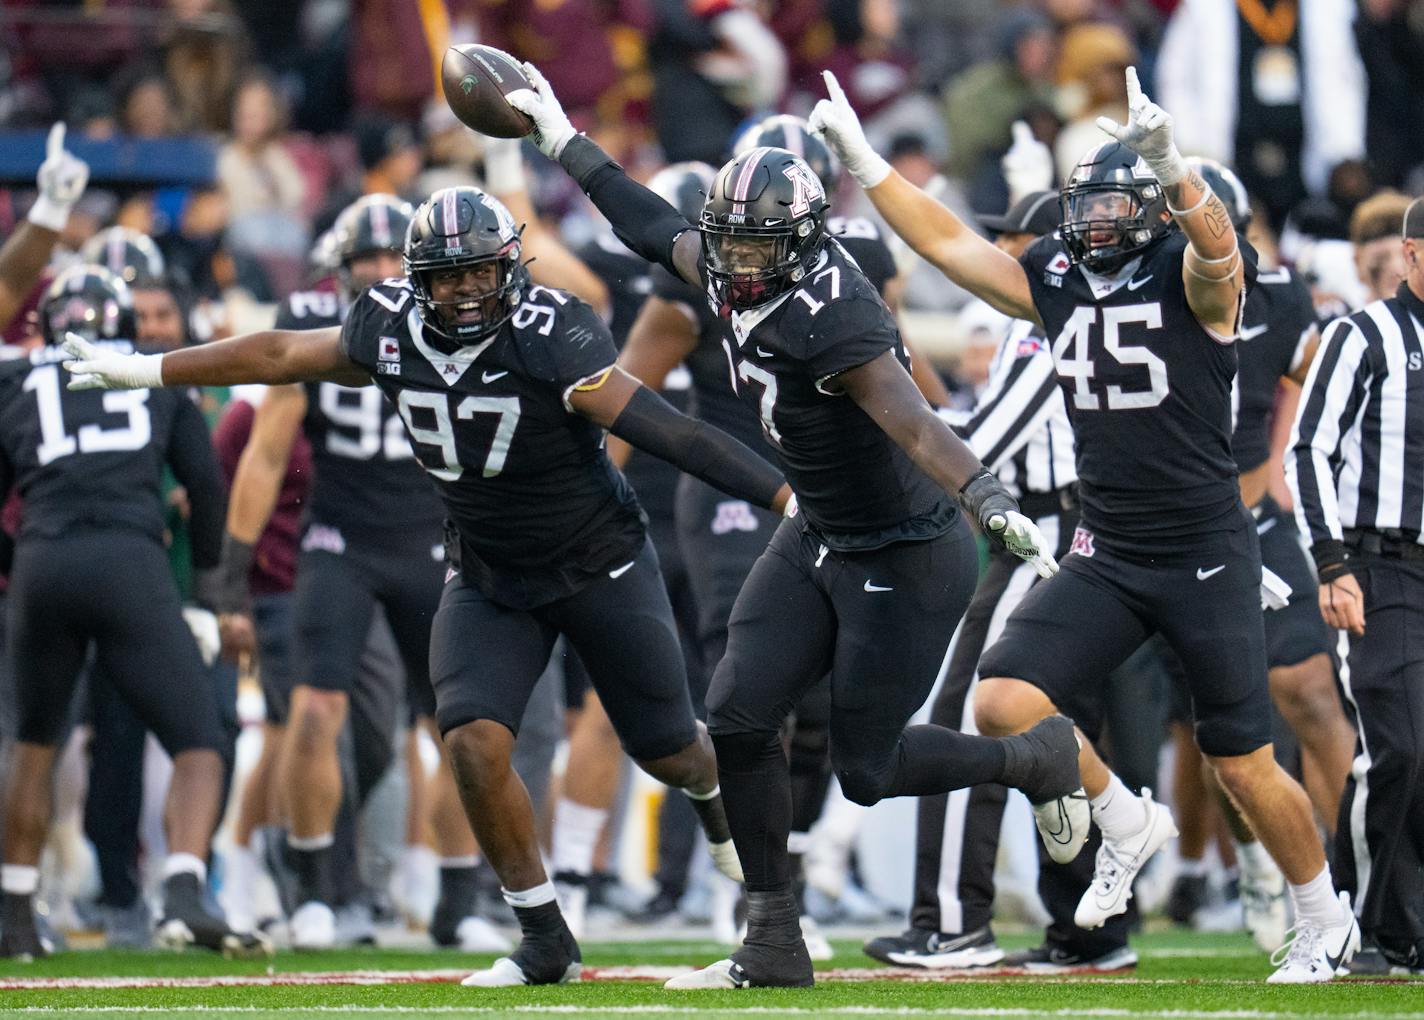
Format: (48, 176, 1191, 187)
(987, 510, 1059, 579)
(29, 123, 90, 233)
(505, 63, 576, 161)
(182, 607, 221, 667)
(807, 70, 890, 189)
(480, 136, 527, 196)
(1095, 66, 1187, 187)
(1002, 120, 1055, 203)
(60, 333, 164, 390)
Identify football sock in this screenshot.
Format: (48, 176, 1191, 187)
(551, 799, 606, 878)
(287, 832, 337, 905)
(711, 729, 793, 892)
(1290, 865, 1345, 927)
(1089, 775, 1148, 841)
(887, 724, 1008, 796)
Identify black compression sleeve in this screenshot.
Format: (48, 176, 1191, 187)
(559, 135, 692, 274)
(610, 386, 785, 511)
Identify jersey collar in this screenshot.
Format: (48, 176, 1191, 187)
(729, 287, 795, 347)
(407, 308, 496, 387)
(1078, 254, 1144, 300)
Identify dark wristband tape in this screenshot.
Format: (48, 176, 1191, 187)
(958, 467, 1019, 534)
(197, 533, 254, 614)
(1312, 539, 1351, 584)
(559, 134, 620, 190)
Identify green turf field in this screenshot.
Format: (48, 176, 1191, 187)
(0, 931, 1418, 1018)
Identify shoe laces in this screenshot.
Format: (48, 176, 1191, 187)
(1090, 840, 1128, 893)
(1270, 923, 1323, 970)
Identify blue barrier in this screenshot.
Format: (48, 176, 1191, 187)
(0, 132, 218, 187)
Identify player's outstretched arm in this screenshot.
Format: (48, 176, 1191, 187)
(0, 124, 89, 331)
(809, 72, 1039, 325)
(569, 365, 793, 515)
(606, 294, 701, 469)
(507, 65, 703, 288)
(838, 351, 1057, 578)
(62, 326, 368, 391)
(1096, 67, 1243, 336)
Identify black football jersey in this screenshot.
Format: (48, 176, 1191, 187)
(698, 239, 954, 550)
(828, 215, 898, 295)
(1022, 230, 1259, 543)
(0, 343, 215, 547)
(339, 279, 645, 609)
(277, 288, 445, 550)
(1231, 266, 1315, 473)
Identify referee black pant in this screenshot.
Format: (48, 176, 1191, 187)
(910, 507, 1138, 955)
(1333, 553, 1424, 962)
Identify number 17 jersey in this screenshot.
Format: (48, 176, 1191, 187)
(1022, 230, 1258, 543)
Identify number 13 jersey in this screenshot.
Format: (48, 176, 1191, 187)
(1021, 230, 1258, 543)
(340, 279, 645, 609)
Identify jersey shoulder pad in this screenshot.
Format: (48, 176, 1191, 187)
(341, 281, 414, 371)
(275, 288, 342, 330)
(509, 286, 618, 389)
(1020, 233, 1072, 277)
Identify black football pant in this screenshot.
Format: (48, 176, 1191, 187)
(1333, 553, 1424, 962)
(908, 509, 1138, 955)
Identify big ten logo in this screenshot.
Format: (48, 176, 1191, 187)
(711, 500, 761, 535)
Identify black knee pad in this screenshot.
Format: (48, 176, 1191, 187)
(831, 756, 893, 807)
(712, 729, 783, 773)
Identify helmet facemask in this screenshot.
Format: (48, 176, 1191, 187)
(1060, 183, 1167, 274)
(702, 217, 819, 311)
(408, 241, 526, 345)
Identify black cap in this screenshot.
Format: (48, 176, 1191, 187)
(1404, 196, 1424, 239)
(981, 190, 1061, 237)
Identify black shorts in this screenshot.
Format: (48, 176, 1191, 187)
(429, 537, 697, 761)
(252, 592, 296, 725)
(706, 514, 978, 752)
(675, 475, 781, 668)
(1255, 497, 1332, 669)
(978, 510, 1271, 758)
(4, 534, 222, 755)
(292, 531, 444, 719)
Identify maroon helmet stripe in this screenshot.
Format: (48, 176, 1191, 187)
(442, 190, 459, 237)
(372, 201, 391, 247)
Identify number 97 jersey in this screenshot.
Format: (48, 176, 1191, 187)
(339, 279, 646, 609)
(1022, 230, 1259, 545)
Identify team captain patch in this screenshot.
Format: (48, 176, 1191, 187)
(378, 336, 400, 361)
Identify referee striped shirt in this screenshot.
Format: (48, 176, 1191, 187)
(938, 317, 1077, 498)
(1287, 281, 1424, 547)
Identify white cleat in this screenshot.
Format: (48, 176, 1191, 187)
(1268, 892, 1359, 983)
(289, 901, 336, 950)
(800, 915, 833, 961)
(553, 876, 588, 942)
(1032, 789, 1091, 864)
(461, 956, 582, 987)
(710, 873, 740, 946)
(709, 839, 744, 883)
(1240, 851, 1290, 953)
(664, 958, 748, 989)
(1074, 789, 1178, 929)
(456, 916, 514, 953)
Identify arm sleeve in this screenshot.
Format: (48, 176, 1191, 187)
(559, 135, 696, 277)
(951, 332, 1061, 474)
(804, 295, 900, 388)
(1286, 318, 1372, 547)
(166, 395, 226, 570)
(609, 385, 785, 510)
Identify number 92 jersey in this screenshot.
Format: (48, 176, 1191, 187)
(339, 279, 646, 609)
(1022, 230, 1259, 544)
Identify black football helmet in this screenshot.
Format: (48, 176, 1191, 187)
(38, 264, 135, 345)
(733, 115, 839, 198)
(1060, 141, 1171, 273)
(648, 161, 716, 223)
(308, 228, 340, 280)
(79, 226, 166, 288)
(405, 186, 526, 344)
(700, 146, 830, 311)
(332, 193, 415, 299)
(1186, 156, 1251, 231)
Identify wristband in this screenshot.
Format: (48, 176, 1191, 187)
(1311, 539, 1351, 584)
(958, 467, 1019, 533)
(1149, 146, 1189, 188)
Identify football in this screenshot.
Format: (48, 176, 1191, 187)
(442, 44, 535, 139)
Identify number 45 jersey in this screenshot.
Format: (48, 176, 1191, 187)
(1021, 230, 1259, 544)
(340, 279, 645, 609)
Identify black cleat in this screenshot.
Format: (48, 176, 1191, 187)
(0, 894, 52, 961)
(1003, 942, 1138, 973)
(1165, 873, 1209, 926)
(461, 927, 581, 986)
(863, 926, 1005, 969)
(158, 873, 272, 959)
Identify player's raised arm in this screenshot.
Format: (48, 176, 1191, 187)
(61, 325, 368, 391)
(836, 351, 1057, 580)
(507, 66, 704, 289)
(1095, 67, 1244, 336)
(808, 72, 1039, 326)
(566, 364, 793, 516)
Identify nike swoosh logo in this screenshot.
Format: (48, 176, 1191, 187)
(482, 370, 509, 383)
(1127, 275, 1153, 291)
(1324, 919, 1355, 972)
(1256, 517, 1278, 536)
(608, 561, 635, 579)
(755, 346, 775, 358)
(1239, 323, 1269, 341)
(1196, 565, 1226, 581)
(863, 580, 894, 592)
(1042, 800, 1071, 842)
